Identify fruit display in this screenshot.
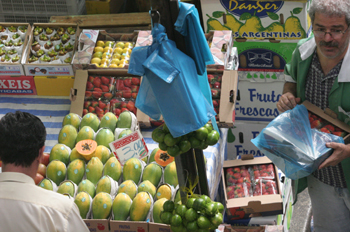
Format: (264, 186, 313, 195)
(83, 75, 140, 118)
(28, 25, 76, 64)
(0, 25, 28, 63)
(90, 40, 134, 68)
(225, 163, 277, 199)
(151, 122, 220, 157)
(208, 73, 222, 121)
(308, 111, 348, 137)
(159, 195, 224, 232)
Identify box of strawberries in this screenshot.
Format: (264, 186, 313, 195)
(222, 155, 283, 220)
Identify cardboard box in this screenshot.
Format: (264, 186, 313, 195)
(200, 0, 308, 40)
(0, 23, 32, 76)
(109, 220, 148, 232)
(23, 23, 79, 76)
(83, 219, 109, 232)
(148, 222, 171, 232)
(70, 70, 150, 127)
(0, 75, 36, 95)
(222, 156, 283, 219)
(86, 0, 124, 14)
(34, 76, 74, 96)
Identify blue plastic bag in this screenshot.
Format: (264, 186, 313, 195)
(251, 104, 344, 180)
(128, 23, 216, 138)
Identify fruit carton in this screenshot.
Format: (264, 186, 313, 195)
(72, 29, 99, 70)
(109, 220, 148, 232)
(0, 75, 37, 95)
(148, 222, 170, 232)
(0, 23, 32, 76)
(303, 100, 350, 144)
(206, 30, 233, 70)
(23, 23, 79, 76)
(34, 76, 74, 96)
(222, 155, 283, 219)
(83, 219, 109, 232)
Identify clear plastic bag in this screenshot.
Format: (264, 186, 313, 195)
(251, 104, 344, 180)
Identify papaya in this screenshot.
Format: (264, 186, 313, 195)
(148, 148, 159, 164)
(74, 191, 92, 219)
(95, 128, 114, 150)
(163, 161, 178, 187)
(96, 175, 114, 195)
(77, 179, 96, 198)
(122, 158, 142, 185)
(118, 180, 137, 200)
(57, 180, 76, 197)
(67, 159, 85, 185)
(62, 113, 81, 131)
(75, 139, 97, 161)
(100, 112, 118, 132)
(58, 124, 78, 150)
(154, 149, 173, 167)
(49, 143, 70, 165)
(112, 193, 132, 221)
(80, 113, 100, 132)
(117, 129, 133, 139)
(46, 160, 66, 186)
(129, 192, 152, 221)
(69, 147, 87, 163)
(86, 157, 104, 185)
(152, 198, 168, 223)
(76, 126, 95, 143)
(156, 184, 172, 200)
(92, 145, 110, 164)
(138, 180, 156, 198)
(39, 178, 54, 191)
(142, 163, 162, 187)
(116, 111, 137, 130)
(103, 156, 122, 182)
(92, 192, 113, 219)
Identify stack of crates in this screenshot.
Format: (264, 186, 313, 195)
(0, 0, 86, 23)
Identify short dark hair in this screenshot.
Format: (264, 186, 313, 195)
(0, 111, 46, 167)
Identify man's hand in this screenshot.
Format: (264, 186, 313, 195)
(318, 143, 350, 169)
(276, 92, 301, 112)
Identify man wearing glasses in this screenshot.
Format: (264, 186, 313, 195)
(276, 0, 350, 231)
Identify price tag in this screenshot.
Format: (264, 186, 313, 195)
(109, 130, 148, 165)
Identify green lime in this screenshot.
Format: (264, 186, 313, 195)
(200, 195, 212, 204)
(163, 200, 175, 212)
(186, 220, 199, 230)
(199, 140, 208, 150)
(158, 142, 168, 151)
(179, 140, 191, 153)
(204, 202, 217, 217)
(185, 208, 198, 222)
(164, 133, 177, 147)
(152, 128, 166, 143)
(197, 229, 210, 232)
(197, 215, 211, 229)
(214, 202, 224, 214)
(162, 123, 170, 133)
(181, 134, 189, 141)
(210, 213, 223, 227)
(204, 123, 213, 133)
(167, 145, 181, 157)
(195, 127, 209, 141)
(175, 204, 188, 217)
(171, 224, 186, 232)
(170, 214, 183, 227)
(189, 136, 201, 149)
(206, 130, 220, 146)
(193, 198, 206, 211)
(160, 211, 173, 224)
(182, 217, 188, 227)
(186, 197, 197, 209)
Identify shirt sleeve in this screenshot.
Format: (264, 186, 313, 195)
(66, 204, 90, 232)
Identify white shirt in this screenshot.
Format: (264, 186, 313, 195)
(0, 172, 89, 232)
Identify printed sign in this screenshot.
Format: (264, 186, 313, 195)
(109, 130, 148, 165)
(0, 76, 37, 95)
(24, 65, 74, 76)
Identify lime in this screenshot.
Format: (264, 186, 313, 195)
(197, 215, 211, 229)
(167, 145, 181, 157)
(179, 140, 191, 153)
(186, 197, 197, 209)
(160, 211, 172, 224)
(199, 140, 208, 150)
(163, 200, 175, 212)
(204, 202, 217, 217)
(204, 123, 213, 133)
(189, 136, 201, 149)
(152, 128, 166, 143)
(162, 123, 170, 133)
(185, 208, 198, 222)
(211, 213, 223, 227)
(193, 198, 206, 211)
(195, 127, 209, 141)
(182, 217, 188, 227)
(214, 202, 224, 214)
(186, 220, 199, 231)
(180, 134, 189, 141)
(200, 195, 212, 204)
(170, 214, 183, 227)
(206, 130, 220, 146)
(171, 225, 185, 232)
(164, 133, 177, 147)
(158, 142, 168, 151)
(197, 229, 210, 232)
(175, 204, 187, 217)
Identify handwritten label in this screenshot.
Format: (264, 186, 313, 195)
(109, 130, 148, 165)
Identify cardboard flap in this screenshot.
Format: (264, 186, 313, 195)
(241, 154, 254, 160)
(324, 108, 338, 119)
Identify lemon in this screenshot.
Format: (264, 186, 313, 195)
(116, 42, 125, 48)
(94, 46, 104, 53)
(117, 63, 125, 68)
(120, 59, 129, 64)
(122, 48, 132, 54)
(103, 47, 113, 53)
(96, 41, 105, 47)
(109, 64, 118, 68)
(112, 53, 121, 60)
(93, 52, 103, 59)
(102, 52, 111, 59)
(101, 58, 110, 65)
(114, 47, 123, 54)
(111, 59, 120, 65)
(99, 63, 108, 68)
(91, 57, 101, 65)
(121, 54, 130, 60)
(124, 42, 133, 48)
(105, 41, 114, 47)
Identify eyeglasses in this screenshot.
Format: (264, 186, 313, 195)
(313, 26, 350, 39)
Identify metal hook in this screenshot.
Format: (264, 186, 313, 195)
(150, 10, 161, 27)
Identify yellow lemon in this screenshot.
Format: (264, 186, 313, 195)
(116, 42, 125, 48)
(122, 48, 132, 54)
(114, 47, 123, 55)
(111, 59, 120, 65)
(124, 42, 133, 48)
(117, 63, 125, 68)
(109, 64, 118, 68)
(93, 52, 103, 59)
(121, 54, 130, 60)
(120, 59, 129, 64)
(101, 58, 110, 65)
(94, 46, 104, 53)
(91, 57, 101, 65)
(96, 41, 105, 47)
(99, 63, 108, 68)
(112, 53, 121, 60)
(102, 52, 111, 59)
(105, 41, 115, 47)
(104, 47, 113, 53)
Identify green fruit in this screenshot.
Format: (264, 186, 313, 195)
(80, 113, 100, 132)
(175, 204, 187, 217)
(152, 128, 166, 143)
(96, 175, 113, 195)
(76, 126, 95, 143)
(112, 193, 132, 221)
(148, 148, 159, 164)
(167, 145, 181, 157)
(152, 198, 168, 223)
(62, 113, 81, 131)
(193, 198, 206, 211)
(100, 112, 118, 132)
(185, 208, 198, 222)
(204, 202, 217, 217)
(57, 180, 75, 197)
(171, 214, 182, 227)
(92, 145, 110, 164)
(95, 128, 114, 150)
(204, 123, 213, 133)
(164, 133, 177, 147)
(206, 130, 220, 146)
(122, 157, 142, 184)
(116, 111, 134, 129)
(215, 202, 224, 214)
(39, 178, 54, 191)
(197, 215, 211, 229)
(138, 180, 156, 198)
(92, 192, 113, 219)
(103, 156, 122, 182)
(163, 200, 175, 212)
(58, 125, 77, 150)
(158, 142, 168, 151)
(142, 163, 162, 187)
(195, 127, 208, 141)
(210, 212, 223, 227)
(179, 140, 191, 153)
(186, 197, 196, 209)
(77, 179, 95, 198)
(49, 143, 70, 165)
(74, 191, 92, 219)
(163, 161, 178, 187)
(118, 180, 138, 199)
(69, 147, 87, 163)
(86, 157, 104, 185)
(67, 159, 85, 185)
(200, 194, 212, 204)
(189, 136, 201, 149)
(129, 192, 152, 221)
(46, 160, 66, 186)
(117, 129, 133, 139)
(160, 211, 172, 224)
(174, 189, 181, 204)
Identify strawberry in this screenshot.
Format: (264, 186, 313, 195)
(101, 85, 109, 92)
(132, 108, 137, 116)
(207, 74, 215, 83)
(324, 124, 335, 133)
(94, 88, 102, 92)
(88, 76, 94, 82)
(131, 92, 138, 99)
(85, 91, 92, 99)
(233, 173, 241, 179)
(122, 89, 132, 98)
(98, 100, 107, 110)
(214, 81, 221, 89)
(101, 76, 110, 85)
(86, 81, 94, 91)
(104, 93, 113, 100)
(121, 107, 129, 113)
(211, 89, 220, 99)
(84, 101, 91, 108)
(91, 101, 98, 107)
(120, 102, 127, 109)
(92, 77, 101, 88)
(115, 79, 124, 90)
(104, 109, 109, 114)
(212, 100, 219, 108)
(131, 77, 140, 85)
(115, 91, 122, 98)
(320, 127, 331, 134)
(123, 77, 132, 87)
(333, 131, 346, 137)
(110, 98, 121, 108)
(95, 106, 104, 115)
(113, 108, 121, 116)
(92, 91, 102, 99)
(233, 167, 240, 173)
(82, 109, 88, 116)
(126, 101, 135, 111)
(311, 119, 323, 129)
(88, 106, 95, 113)
(131, 85, 139, 93)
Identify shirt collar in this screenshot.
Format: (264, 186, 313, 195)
(299, 37, 350, 83)
(0, 172, 35, 185)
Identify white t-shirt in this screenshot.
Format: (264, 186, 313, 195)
(0, 172, 89, 232)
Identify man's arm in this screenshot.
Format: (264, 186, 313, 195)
(277, 82, 300, 112)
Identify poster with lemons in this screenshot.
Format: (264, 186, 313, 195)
(201, 0, 310, 40)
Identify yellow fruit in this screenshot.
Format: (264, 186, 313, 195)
(101, 58, 110, 65)
(117, 63, 125, 68)
(94, 47, 104, 53)
(116, 42, 125, 48)
(99, 63, 108, 68)
(96, 41, 105, 47)
(111, 59, 120, 65)
(122, 48, 132, 54)
(91, 57, 101, 65)
(109, 64, 118, 68)
(112, 53, 121, 60)
(104, 47, 113, 53)
(105, 41, 115, 47)
(124, 42, 133, 48)
(114, 47, 123, 54)
(102, 52, 111, 59)
(93, 52, 103, 59)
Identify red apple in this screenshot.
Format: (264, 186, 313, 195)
(37, 163, 47, 177)
(40, 153, 50, 166)
(34, 173, 44, 185)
